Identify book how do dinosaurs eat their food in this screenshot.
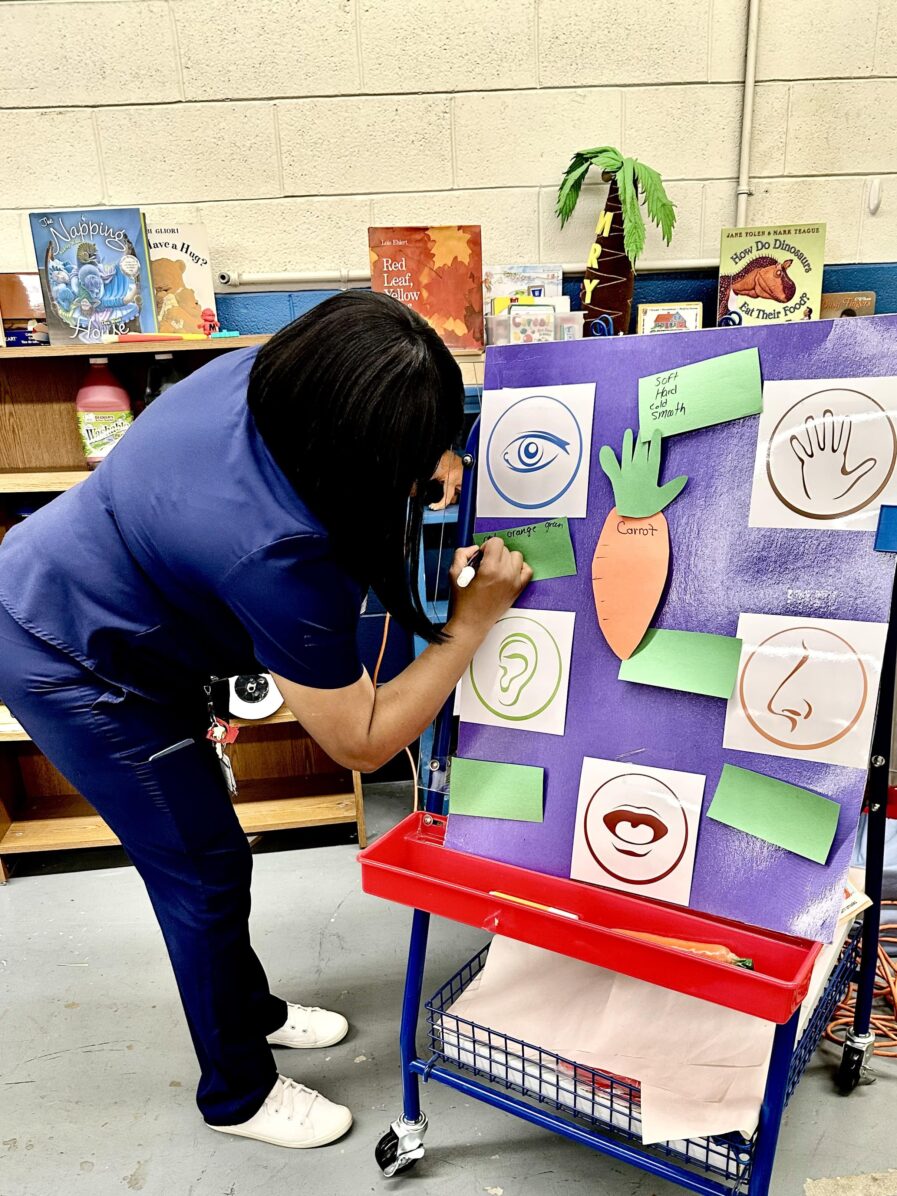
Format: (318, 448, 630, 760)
(717, 223, 826, 328)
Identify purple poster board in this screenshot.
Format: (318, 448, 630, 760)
(448, 316, 897, 942)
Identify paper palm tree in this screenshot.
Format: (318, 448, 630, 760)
(556, 146, 676, 335)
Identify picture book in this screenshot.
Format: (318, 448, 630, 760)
(637, 302, 703, 334)
(483, 263, 563, 315)
(717, 223, 826, 327)
(0, 273, 48, 347)
(29, 208, 157, 344)
(368, 225, 484, 351)
(146, 223, 218, 335)
(821, 291, 876, 320)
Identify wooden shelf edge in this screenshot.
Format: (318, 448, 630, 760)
(231, 706, 295, 729)
(0, 469, 90, 493)
(0, 334, 270, 361)
(0, 705, 28, 741)
(0, 814, 119, 852)
(234, 793, 357, 833)
(0, 791, 360, 853)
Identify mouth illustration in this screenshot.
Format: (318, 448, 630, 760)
(584, 774, 689, 886)
(603, 806, 669, 857)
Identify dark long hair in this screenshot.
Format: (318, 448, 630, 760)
(248, 291, 464, 644)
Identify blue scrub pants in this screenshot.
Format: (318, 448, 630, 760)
(0, 602, 287, 1125)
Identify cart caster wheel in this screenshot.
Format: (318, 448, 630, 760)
(375, 1114, 428, 1177)
(836, 1032, 875, 1094)
(375, 1130, 419, 1176)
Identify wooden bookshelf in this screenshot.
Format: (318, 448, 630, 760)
(0, 334, 369, 879)
(0, 783, 362, 857)
(0, 469, 90, 493)
(0, 334, 268, 361)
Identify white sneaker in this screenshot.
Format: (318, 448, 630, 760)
(207, 1075, 352, 1149)
(267, 1002, 349, 1049)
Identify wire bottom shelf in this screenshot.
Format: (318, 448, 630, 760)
(424, 928, 861, 1190)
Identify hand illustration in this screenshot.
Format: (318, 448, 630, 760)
(789, 410, 877, 504)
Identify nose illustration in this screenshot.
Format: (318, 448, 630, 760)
(603, 806, 669, 857)
(766, 640, 814, 733)
(502, 430, 570, 474)
(497, 632, 539, 707)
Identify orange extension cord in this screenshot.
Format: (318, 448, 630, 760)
(372, 612, 420, 810)
(825, 901, 897, 1057)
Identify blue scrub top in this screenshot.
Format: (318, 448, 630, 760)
(0, 347, 365, 702)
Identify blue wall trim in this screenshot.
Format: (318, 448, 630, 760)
(216, 263, 897, 336)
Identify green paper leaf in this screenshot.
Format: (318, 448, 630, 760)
(638, 347, 763, 441)
(633, 159, 677, 246)
(708, 764, 840, 864)
(556, 156, 593, 226)
(599, 428, 688, 518)
(619, 629, 743, 699)
(474, 518, 576, 582)
(618, 157, 646, 264)
(582, 145, 623, 173)
(449, 757, 544, 822)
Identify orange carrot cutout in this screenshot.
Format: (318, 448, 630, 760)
(592, 429, 688, 660)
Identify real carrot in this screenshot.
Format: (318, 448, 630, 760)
(613, 927, 754, 969)
(592, 428, 687, 660)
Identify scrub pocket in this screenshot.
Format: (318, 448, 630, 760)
(129, 736, 241, 857)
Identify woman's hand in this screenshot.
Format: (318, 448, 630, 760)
(449, 537, 533, 634)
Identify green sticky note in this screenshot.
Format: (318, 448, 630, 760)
(638, 347, 762, 439)
(708, 764, 840, 864)
(473, 518, 576, 582)
(619, 629, 743, 699)
(449, 757, 544, 822)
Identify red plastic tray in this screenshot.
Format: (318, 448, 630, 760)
(359, 811, 822, 1024)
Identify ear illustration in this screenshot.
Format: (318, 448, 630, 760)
(497, 632, 539, 707)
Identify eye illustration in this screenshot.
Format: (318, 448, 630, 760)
(502, 430, 570, 474)
(485, 393, 585, 511)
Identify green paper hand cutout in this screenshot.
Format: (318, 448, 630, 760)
(599, 428, 688, 518)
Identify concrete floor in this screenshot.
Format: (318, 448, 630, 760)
(1, 784, 895, 1196)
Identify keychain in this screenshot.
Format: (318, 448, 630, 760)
(206, 716, 239, 746)
(204, 683, 239, 795)
(216, 748, 238, 797)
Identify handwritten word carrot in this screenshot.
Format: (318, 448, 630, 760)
(592, 429, 687, 660)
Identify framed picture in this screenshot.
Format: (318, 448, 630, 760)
(637, 301, 703, 334)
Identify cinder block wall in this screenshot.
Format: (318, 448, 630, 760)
(0, 0, 893, 277)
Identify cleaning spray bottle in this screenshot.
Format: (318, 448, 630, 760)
(75, 357, 133, 469)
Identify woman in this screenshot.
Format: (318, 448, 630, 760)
(0, 292, 531, 1149)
